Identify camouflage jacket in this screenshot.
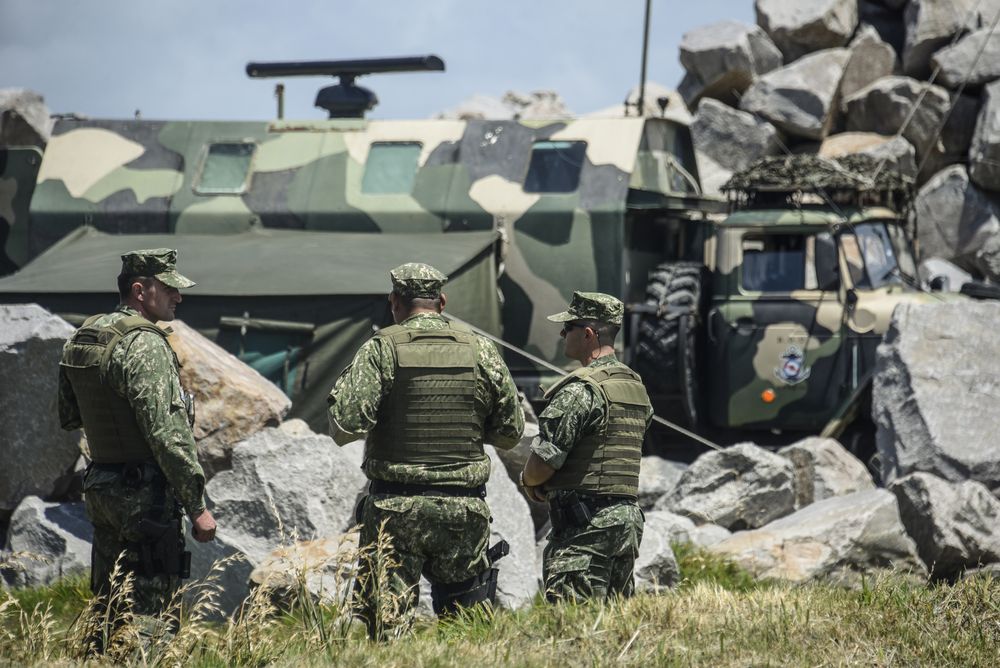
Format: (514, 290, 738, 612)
(58, 305, 207, 515)
(530, 355, 653, 472)
(327, 312, 524, 486)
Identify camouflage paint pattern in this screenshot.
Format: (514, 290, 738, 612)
(354, 493, 491, 629)
(26, 116, 707, 385)
(0, 147, 42, 273)
(328, 312, 524, 486)
(543, 500, 643, 603)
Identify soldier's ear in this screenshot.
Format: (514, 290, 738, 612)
(438, 293, 447, 312)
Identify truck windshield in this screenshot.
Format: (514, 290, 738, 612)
(839, 221, 916, 289)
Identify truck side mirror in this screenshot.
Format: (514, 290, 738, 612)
(815, 233, 840, 291)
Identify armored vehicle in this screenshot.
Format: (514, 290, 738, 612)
(0, 59, 939, 457)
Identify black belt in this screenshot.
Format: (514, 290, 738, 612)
(89, 460, 164, 486)
(369, 480, 487, 499)
(549, 493, 634, 511)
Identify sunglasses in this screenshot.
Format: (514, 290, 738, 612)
(561, 322, 585, 333)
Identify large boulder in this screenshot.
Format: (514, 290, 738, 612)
(205, 426, 367, 565)
(890, 473, 1000, 578)
(913, 165, 1000, 279)
(839, 26, 899, 106)
(678, 21, 783, 106)
(164, 319, 291, 478)
(0, 305, 80, 517)
(485, 446, 539, 609)
(641, 509, 731, 549)
(919, 256, 973, 292)
(741, 48, 851, 140)
(970, 80, 1000, 192)
(874, 301, 1000, 493)
(0, 89, 51, 147)
(249, 534, 358, 608)
(709, 489, 926, 584)
(755, 0, 859, 62)
(692, 99, 782, 189)
(659, 443, 796, 530)
(491, 421, 548, 532)
(919, 93, 981, 183)
(186, 531, 256, 619)
(2, 497, 91, 587)
(634, 512, 681, 592)
(638, 457, 688, 511)
(818, 133, 918, 179)
(903, 0, 982, 79)
(778, 437, 876, 508)
(932, 27, 1000, 89)
(437, 90, 571, 120)
(844, 76, 951, 161)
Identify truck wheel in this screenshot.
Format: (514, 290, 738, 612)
(634, 262, 705, 424)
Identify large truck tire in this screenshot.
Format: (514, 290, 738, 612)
(634, 262, 706, 424)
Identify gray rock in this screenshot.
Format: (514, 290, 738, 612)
(890, 472, 1000, 578)
(437, 90, 571, 120)
(640, 509, 731, 549)
(635, 512, 681, 592)
(485, 446, 538, 609)
(755, 0, 859, 62)
(859, 1, 907, 55)
(913, 165, 1000, 278)
(692, 99, 782, 176)
(779, 437, 876, 508)
(206, 427, 367, 565)
(932, 27, 1000, 89)
(491, 422, 548, 532)
(903, 0, 981, 79)
(741, 48, 851, 140)
(874, 301, 1000, 493)
(840, 26, 899, 107)
(638, 457, 688, 511)
(844, 76, 951, 161)
(0, 304, 80, 516)
(919, 256, 973, 291)
(248, 534, 357, 609)
(2, 497, 91, 587)
(660, 442, 796, 530)
(0, 89, 51, 147)
(919, 93, 981, 184)
(974, 233, 1000, 281)
(678, 21, 783, 106)
(970, 80, 1000, 192)
(186, 531, 256, 619)
(695, 151, 735, 196)
(709, 489, 926, 584)
(961, 563, 1000, 580)
(819, 133, 918, 179)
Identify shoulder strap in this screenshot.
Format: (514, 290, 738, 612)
(99, 316, 169, 380)
(543, 365, 603, 401)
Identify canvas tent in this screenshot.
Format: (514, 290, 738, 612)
(0, 226, 502, 431)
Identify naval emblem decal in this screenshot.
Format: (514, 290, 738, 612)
(774, 345, 811, 385)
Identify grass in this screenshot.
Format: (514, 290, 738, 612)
(2, 544, 998, 666)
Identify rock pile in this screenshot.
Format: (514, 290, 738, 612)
(679, 1, 1000, 284)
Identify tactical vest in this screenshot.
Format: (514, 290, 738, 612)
(59, 313, 174, 464)
(365, 322, 486, 465)
(544, 363, 651, 498)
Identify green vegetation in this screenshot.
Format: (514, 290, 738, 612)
(2, 547, 998, 666)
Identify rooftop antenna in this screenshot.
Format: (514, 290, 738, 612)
(246, 55, 445, 119)
(635, 0, 652, 116)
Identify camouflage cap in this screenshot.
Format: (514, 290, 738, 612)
(120, 248, 196, 289)
(389, 262, 448, 299)
(547, 291, 623, 326)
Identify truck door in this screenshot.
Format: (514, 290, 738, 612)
(709, 228, 849, 431)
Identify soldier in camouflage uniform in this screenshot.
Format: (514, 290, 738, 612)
(58, 249, 216, 647)
(519, 292, 652, 602)
(328, 262, 524, 637)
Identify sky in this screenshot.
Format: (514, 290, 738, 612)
(0, 0, 753, 121)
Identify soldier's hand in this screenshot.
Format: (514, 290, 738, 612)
(191, 509, 217, 542)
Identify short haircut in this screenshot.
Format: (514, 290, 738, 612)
(394, 292, 441, 311)
(117, 273, 152, 299)
(580, 319, 620, 343)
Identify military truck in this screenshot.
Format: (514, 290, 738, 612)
(0, 58, 942, 457)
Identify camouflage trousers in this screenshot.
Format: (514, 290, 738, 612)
(83, 466, 182, 644)
(543, 501, 644, 603)
(353, 492, 491, 636)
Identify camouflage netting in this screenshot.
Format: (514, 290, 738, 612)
(723, 155, 915, 194)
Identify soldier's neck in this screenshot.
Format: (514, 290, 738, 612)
(395, 307, 442, 323)
(121, 298, 154, 322)
(576, 346, 616, 366)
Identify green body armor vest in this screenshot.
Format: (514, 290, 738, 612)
(544, 363, 651, 498)
(59, 313, 174, 464)
(366, 322, 486, 465)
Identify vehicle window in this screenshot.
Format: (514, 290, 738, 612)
(217, 316, 315, 396)
(741, 234, 819, 292)
(196, 142, 255, 194)
(524, 141, 587, 193)
(841, 222, 906, 289)
(362, 142, 422, 194)
(886, 222, 918, 280)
